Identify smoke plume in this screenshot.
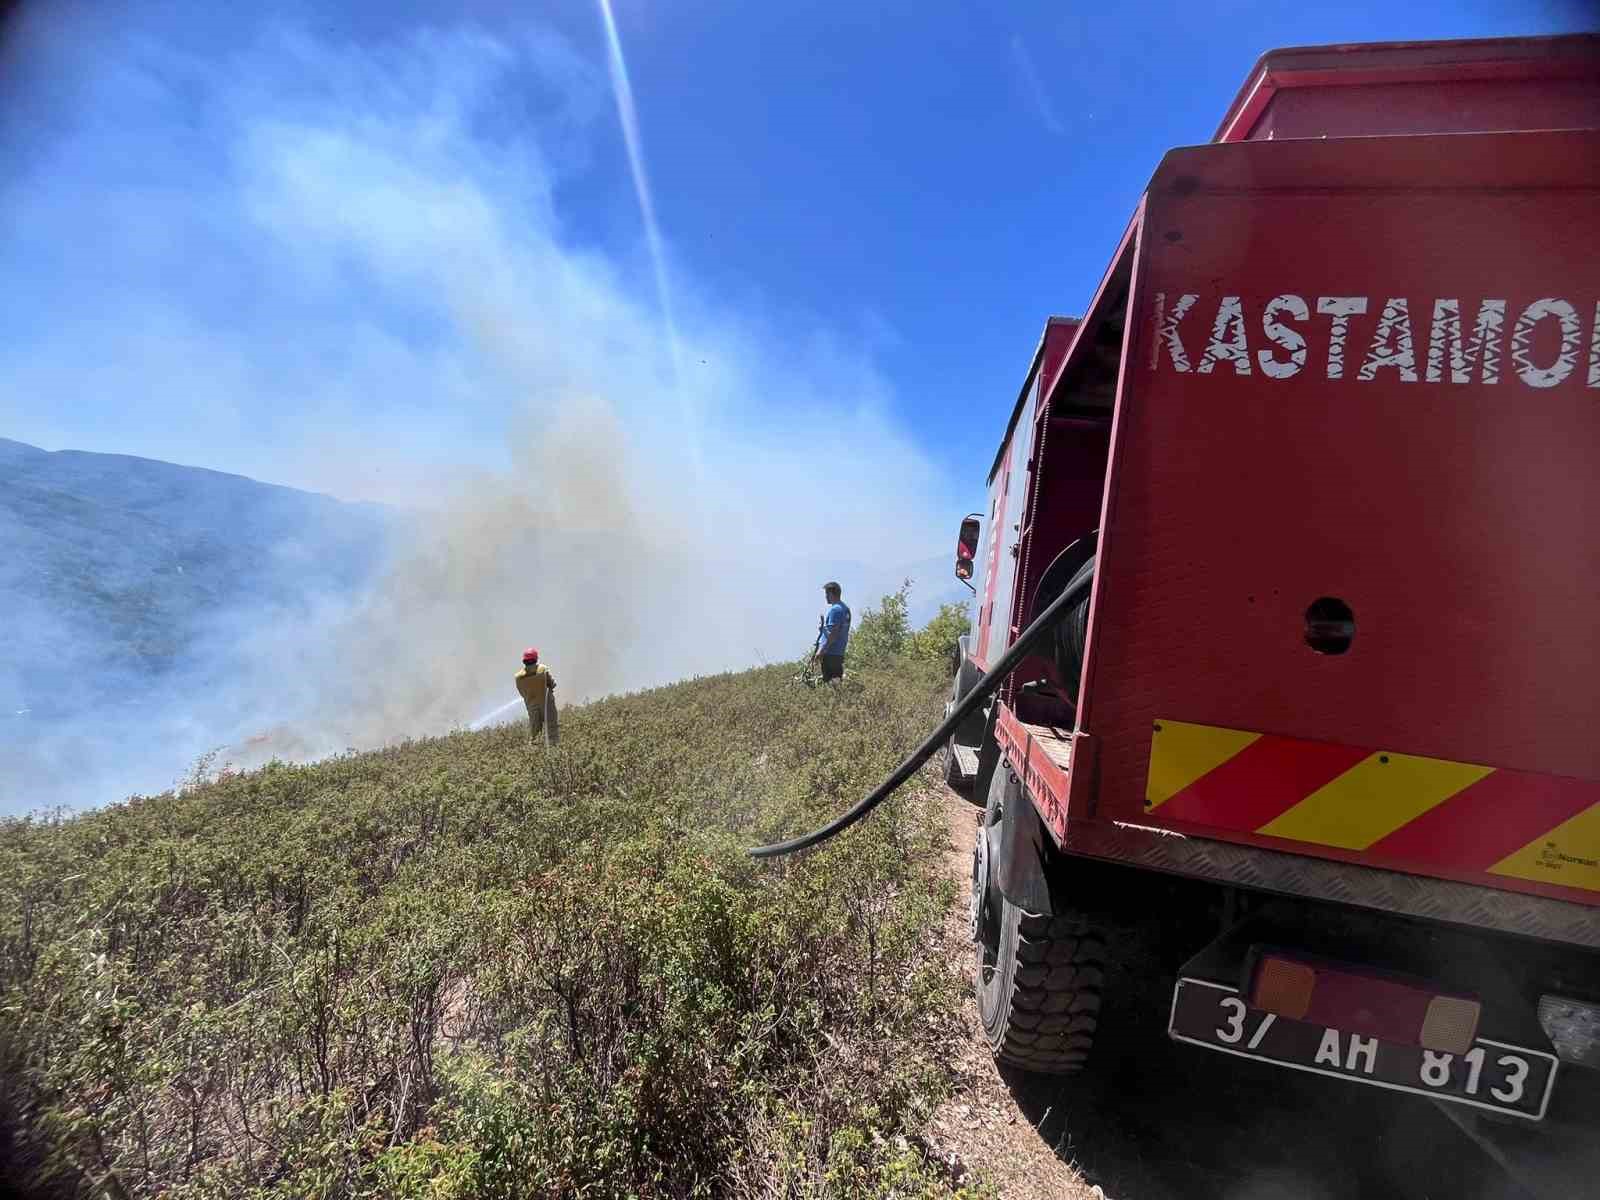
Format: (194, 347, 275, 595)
(0, 5, 962, 812)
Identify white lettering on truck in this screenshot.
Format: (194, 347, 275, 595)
(1590, 302, 1600, 388)
(1259, 293, 1309, 379)
(1511, 298, 1582, 389)
(1359, 298, 1417, 382)
(1197, 295, 1251, 375)
(1150, 293, 1600, 389)
(1150, 292, 1198, 372)
(1316, 297, 1368, 380)
(1426, 299, 1505, 384)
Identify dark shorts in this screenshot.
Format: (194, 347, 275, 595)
(819, 653, 844, 682)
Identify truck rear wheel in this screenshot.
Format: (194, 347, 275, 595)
(972, 770, 1106, 1073)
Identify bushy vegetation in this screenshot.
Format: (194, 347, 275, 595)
(844, 583, 914, 666)
(908, 605, 971, 673)
(0, 619, 987, 1198)
(846, 584, 969, 674)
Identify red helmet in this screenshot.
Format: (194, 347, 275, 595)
(521, 647, 539, 664)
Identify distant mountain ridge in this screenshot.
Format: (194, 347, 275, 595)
(1, 438, 967, 718)
(0, 437, 393, 720)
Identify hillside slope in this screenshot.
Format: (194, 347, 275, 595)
(0, 438, 393, 721)
(0, 656, 996, 1199)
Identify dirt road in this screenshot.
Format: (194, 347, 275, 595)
(923, 785, 1592, 1200)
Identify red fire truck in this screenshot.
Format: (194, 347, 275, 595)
(939, 34, 1600, 1137)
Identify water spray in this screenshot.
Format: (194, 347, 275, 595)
(469, 697, 524, 731)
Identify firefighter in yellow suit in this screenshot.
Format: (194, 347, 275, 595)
(515, 647, 558, 747)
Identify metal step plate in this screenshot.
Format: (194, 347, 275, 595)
(953, 743, 979, 780)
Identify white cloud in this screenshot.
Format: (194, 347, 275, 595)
(0, 10, 961, 809)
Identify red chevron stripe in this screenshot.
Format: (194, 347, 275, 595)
(1364, 767, 1600, 871)
(1158, 734, 1370, 831)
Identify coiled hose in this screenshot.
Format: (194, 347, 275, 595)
(747, 562, 1096, 859)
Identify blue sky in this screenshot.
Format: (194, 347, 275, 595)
(4, 1, 1594, 523)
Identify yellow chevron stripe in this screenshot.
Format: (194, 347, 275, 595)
(1146, 720, 1260, 810)
(1257, 752, 1494, 850)
(1490, 802, 1600, 893)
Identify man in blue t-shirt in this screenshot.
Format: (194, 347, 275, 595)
(811, 581, 851, 683)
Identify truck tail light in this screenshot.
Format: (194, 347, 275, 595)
(1252, 956, 1315, 1019)
(1538, 994, 1600, 1068)
(1248, 952, 1480, 1053)
(1420, 996, 1481, 1056)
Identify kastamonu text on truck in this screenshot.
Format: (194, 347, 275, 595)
(753, 32, 1600, 1170)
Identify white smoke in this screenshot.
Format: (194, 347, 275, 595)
(0, 6, 962, 811)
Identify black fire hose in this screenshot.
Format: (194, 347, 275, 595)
(747, 565, 1095, 859)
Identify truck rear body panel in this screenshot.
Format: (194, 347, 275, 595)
(968, 38, 1600, 945)
(1075, 127, 1600, 913)
(1214, 35, 1600, 143)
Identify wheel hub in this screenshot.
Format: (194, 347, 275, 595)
(969, 816, 997, 944)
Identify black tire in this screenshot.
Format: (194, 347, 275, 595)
(973, 770, 1106, 1073)
(977, 900, 1105, 1073)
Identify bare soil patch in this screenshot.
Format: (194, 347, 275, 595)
(919, 787, 1105, 1200)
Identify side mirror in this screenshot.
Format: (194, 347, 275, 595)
(955, 514, 981, 583)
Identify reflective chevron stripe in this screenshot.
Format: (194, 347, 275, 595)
(1146, 719, 1600, 895)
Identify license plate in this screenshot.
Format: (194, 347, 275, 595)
(1168, 977, 1559, 1121)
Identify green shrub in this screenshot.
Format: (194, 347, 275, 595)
(0, 655, 979, 1199)
(846, 586, 970, 678)
(909, 602, 971, 671)
(845, 582, 912, 669)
